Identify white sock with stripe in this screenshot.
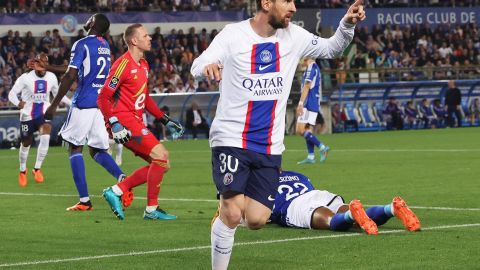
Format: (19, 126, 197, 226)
(211, 217, 236, 270)
(19, 144, 30, 172)
(34, 135, 50, 169)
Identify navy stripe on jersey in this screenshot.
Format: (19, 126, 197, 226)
(251, 42, 280, 74)
(242, 100, 277, 154)
(31, 80, 47, 118)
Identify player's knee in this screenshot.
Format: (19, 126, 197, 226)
(150, 145, 169, 160)
(221, 210, 242, 227)
(244, 218, 267, 230)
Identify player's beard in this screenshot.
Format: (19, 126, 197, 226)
(268, 13, 288, 29)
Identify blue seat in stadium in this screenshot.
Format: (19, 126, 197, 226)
(372, 102, 386, 129)
(342, 103, 359, 132)
(357, 103, 381, 131)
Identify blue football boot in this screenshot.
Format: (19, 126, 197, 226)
(143, 207, 177, 220)
(319, 146, 330, 163)
(103, 187, 125, 220)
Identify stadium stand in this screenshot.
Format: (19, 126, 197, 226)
(329, 80, 480, 132)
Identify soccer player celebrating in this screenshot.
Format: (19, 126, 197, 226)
(191, 0, 365, 268)
(8, 54, 71, 187)
(296, 58, 329, 164)
(40, 14, 128, 211)
(271, 170, 421, 234)
(98, 23, 184, 220)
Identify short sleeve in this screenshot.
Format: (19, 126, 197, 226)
(68, 39, 86, 70)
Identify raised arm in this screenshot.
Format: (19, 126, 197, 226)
(298, 0, 366, 59)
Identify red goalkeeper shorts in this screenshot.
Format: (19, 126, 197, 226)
(116, 113, 160, 161)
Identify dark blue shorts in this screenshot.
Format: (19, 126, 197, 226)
(20, 117, 47, 139)
(212, 146, 282, 209)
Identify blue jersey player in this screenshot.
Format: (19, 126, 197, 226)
(296, 58, 330, 164)
(40, 14, 131, 211)
(271, 171, 421, 234)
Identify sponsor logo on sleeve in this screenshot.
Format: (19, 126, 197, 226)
(108, 76, 119, 89)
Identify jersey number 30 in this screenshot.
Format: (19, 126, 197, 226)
(278, 183, 309, 201)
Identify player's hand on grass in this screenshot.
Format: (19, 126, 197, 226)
(203, 63, 223, 82)
(344, 0, 366, 25)
(109, 116, 132, 144)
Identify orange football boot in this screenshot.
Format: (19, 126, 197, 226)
(32, 169, 44, 183)
(66, 202, 93, 211)
(18, 170, 27, 187)
(349, 199, 378, 235)
(121, 189, 134, 208)
(393, 196, 421, 232)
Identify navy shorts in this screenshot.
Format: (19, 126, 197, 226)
(212, 146, 282, 209)
(20, 117, 47, 139)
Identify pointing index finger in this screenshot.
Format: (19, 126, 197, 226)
(352, 0, 363, 7)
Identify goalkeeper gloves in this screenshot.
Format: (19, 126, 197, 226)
(160, 114, 184, 140)
(109, 116, 131, 144)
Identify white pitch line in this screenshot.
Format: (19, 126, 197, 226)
(0, 192, 479, 211)
(0, 223, 479, 268)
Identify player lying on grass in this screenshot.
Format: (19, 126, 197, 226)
(270, 170, 421, 234)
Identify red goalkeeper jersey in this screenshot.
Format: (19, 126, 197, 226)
(98, 51, 164, 121)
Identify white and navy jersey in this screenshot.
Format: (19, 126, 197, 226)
(191, 19, 354, 155)
(302, 62, 321, 112)
(8, 71, 64, 122)
(270, 171, 315, 224)
(69, 35, 111, 109)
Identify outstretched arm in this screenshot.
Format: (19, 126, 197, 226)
(299, 0, 366, 59)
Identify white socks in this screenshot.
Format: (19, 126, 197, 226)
(35, 135, 50, 169)
(19, 144, 30, 172)
(211, 217, 237, 270)
(112, 184, 124, 196)
(146, 205, 157, 213)
(79, 197, 90, 203)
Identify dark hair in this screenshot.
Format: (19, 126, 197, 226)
(123, 23, 143, 45)
(93, 14, 110, 35)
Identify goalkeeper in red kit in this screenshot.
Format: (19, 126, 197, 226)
(98, 23, 184, 220)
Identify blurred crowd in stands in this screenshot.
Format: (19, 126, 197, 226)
(0, 0, 477, 13)
(0, 0, 247, 13)
(1, 0, 480, 110)
(296, 0, 478, 8)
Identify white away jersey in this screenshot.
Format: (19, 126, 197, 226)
(8, 71, 67, 121)
(191, 19, 354, 155)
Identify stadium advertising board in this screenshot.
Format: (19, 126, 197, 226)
(294, 7, 479, 33)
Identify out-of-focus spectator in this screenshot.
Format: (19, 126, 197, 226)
(331, 103, 344, 132)
(418, 99, 436, 128)
(445, 80, 462, 127)
(404, 101, 418, 129)
(0, 86, 9, 109)
(186, 101, 210, 139)
(433, 99, 447, 127)
(469, 98, 480, 125)
(196, 81, 208, 92)
(383, 97, 403, 130)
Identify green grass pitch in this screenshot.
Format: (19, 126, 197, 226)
(0, 128, 479, 269)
